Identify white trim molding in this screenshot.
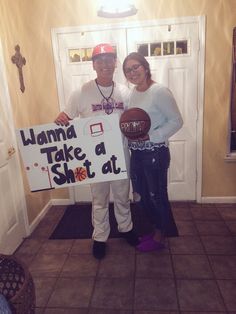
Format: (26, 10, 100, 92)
(28, 198, 74, 234)
(201, 196, 236, 204)
(28, 200, 52, 234)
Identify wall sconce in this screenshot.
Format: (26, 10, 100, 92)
(97, 0, 137, 18)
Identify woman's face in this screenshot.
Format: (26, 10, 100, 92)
(123, 59, 146, 86)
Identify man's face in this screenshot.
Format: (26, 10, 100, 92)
(93, 54, 116, 80)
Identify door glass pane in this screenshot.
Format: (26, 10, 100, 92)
(68, 48, 93, 63)
(176, 40, 188, 54)
(163, 41, 174, 55)
(137, 44, 148, 56)
(151, 43, 162, 56)
(81, 48, 92, 61)
(69, 49, 81, 62)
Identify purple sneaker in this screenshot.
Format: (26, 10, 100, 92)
(136, 238, 165, 252)
(138, 232, 154, 242)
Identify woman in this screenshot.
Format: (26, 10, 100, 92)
(122, 52, 183, 251)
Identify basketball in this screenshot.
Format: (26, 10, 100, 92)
(74, 167, 87, 182)
(119, 108, 151, 139)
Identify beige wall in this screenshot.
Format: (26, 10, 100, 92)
(0, 0, 236, 223)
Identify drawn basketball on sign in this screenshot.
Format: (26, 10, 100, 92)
(74, 166, 87, 182)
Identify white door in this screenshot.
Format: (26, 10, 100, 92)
(56, 28, 127, 111)
(0, 39, 28, 254)
(53, 18, 201, 201)
(126, 22, 199, 200)
(54, 28, 128, 201)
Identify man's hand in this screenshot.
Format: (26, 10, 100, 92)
(54, 112, 71, 126)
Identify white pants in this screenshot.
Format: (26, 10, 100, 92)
(90, 178, 133, 242)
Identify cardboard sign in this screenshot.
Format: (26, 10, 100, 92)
(16, 114, 128, 192)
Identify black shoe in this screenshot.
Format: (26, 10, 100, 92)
(93, 240, 106, 259)
(121, 229, 140, 246)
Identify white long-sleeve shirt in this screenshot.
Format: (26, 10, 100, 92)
(128, 82, 183, 149)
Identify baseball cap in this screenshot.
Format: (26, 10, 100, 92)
(92, 43, 116, 60)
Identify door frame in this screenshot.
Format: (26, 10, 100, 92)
(51, 15, 205, 203)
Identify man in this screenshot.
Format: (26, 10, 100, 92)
(55, 43, 139, 259)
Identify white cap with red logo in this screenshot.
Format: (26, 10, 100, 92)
(92, 43, 116, 60)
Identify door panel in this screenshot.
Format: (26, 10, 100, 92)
(0, 40, 27, 254)
(57, 29, 127, 110)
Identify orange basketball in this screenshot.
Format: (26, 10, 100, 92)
(119, 108, 151, 139)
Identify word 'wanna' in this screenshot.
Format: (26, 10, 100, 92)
(20, 125, 76, 146)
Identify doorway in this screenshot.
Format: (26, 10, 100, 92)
(51, 16, 205, 202)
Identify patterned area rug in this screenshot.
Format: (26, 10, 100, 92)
(49, 202, 152, 239)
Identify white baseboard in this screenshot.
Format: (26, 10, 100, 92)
(28, 198, 74, 234)
(50, 198, 74, 206)
(28, 200, 52, 234)
(200, 196, 236, 203)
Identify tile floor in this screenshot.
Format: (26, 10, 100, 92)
(14, 202, 236, 314)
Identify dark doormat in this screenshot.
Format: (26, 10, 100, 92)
(49, 202, 152, 239)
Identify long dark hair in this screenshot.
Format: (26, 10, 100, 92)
(123, 52, 152, 80)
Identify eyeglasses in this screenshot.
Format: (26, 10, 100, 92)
(124, 63, 142, 75)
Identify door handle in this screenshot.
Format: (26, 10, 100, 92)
(7, 146, 16, 159)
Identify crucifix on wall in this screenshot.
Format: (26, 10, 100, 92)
(11, 45, 26, 93)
